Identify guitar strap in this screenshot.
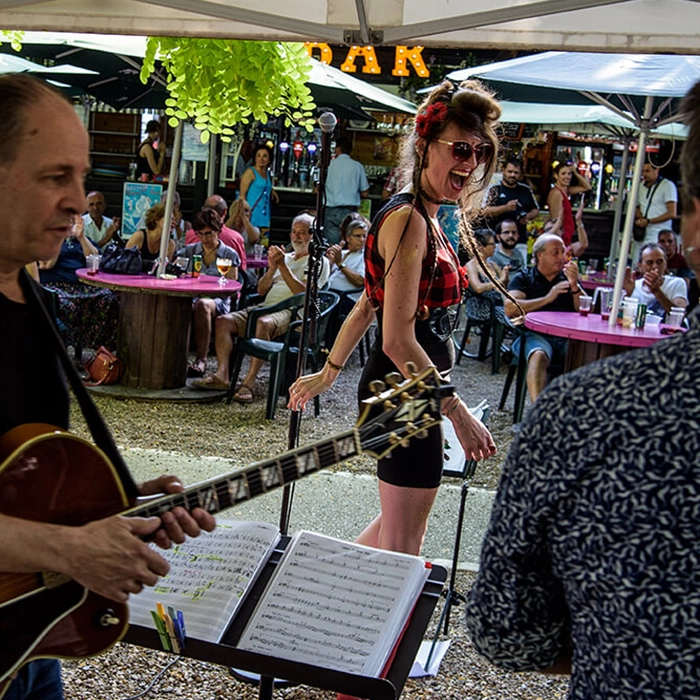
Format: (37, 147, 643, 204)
(23, 270, 140, 500)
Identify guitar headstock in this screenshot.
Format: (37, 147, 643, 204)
(356, 365, 453, 459)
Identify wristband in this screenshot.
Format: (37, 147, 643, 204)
(326, 358, 344, 371)
(442, 394, 461, 418)
(571, 290, 582, 295)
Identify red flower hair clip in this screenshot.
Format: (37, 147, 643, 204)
(415, 102, 449, 138)
(459, 265, 469, 290)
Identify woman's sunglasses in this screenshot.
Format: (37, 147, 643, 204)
(435, 139, 493, 165)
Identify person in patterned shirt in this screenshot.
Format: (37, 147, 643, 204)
(465, 79, 700, 700)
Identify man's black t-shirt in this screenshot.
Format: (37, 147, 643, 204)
(508, 267, 576, 312)
(0, 277, 69, 435)
(484, 182, 539, 243)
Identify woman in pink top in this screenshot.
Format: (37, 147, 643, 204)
(547, 162, 591, 246)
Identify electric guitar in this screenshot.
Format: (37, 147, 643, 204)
(0, 368, 451, 695)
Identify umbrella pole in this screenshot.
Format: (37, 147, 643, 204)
(207, 133, 218, 197)
(609, 96, 653, 327)
(157, 120, 183, 278)
(609, 138, 631, 262)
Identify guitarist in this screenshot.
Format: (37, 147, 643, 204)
(0, 74, 216, 700)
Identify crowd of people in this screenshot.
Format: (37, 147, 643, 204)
(2, 66, 699, 700)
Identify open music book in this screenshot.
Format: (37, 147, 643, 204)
(129, 521, 431, 677)
(128, 519, 280, 643)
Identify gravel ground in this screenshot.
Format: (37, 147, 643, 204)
(60, 339, 569, 699)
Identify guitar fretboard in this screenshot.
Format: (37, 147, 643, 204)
(128, 429, 361, 519)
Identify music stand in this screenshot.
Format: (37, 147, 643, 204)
(125, 537, 446, 700)
(425, 401, 489, 670)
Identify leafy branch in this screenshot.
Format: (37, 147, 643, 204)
(0, 30, 24, 51)
(141, 38, 317, 142)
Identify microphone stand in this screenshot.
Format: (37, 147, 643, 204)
(279, 110, 337, 535)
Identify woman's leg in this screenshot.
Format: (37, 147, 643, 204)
(357, 481, 439, 556)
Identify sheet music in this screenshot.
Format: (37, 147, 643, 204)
(128, 519, 280, 642)
(237, 530, 429, 677)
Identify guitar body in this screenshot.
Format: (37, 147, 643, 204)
(0, 424, 131, 694)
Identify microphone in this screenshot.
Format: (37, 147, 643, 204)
(318, 111, 337, 134)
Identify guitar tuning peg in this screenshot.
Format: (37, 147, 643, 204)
(368, 380, 386, 395)
(405, 361, 418, 377)
(416, 429, 429, 439)
(400, 438, 411, 448)
(383, 400, 396, 412)
(384, 372, 403, 387)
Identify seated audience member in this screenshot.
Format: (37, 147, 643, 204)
(226, 198, 261, 255)
(124, 202, 176, 264)
(186, 195, 247, 271)
(176, 209, 241, 378)
(82, 190, 121, 250)
(489, 219, 525, 274)
(623, 242, 688, 319)
(466, 229, 509, 326)
(506, 233, 581, 402)
(327, 213, 369, 312)
(39, 217, 119, 352)
(657, 228, 693, 278)
(192, 213, 330, 400)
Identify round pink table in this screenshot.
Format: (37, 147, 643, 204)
(525, 310, 668, 371)
(77, 270, 241, 389)
(579, 272, 614, 292)
(246, 256, 268, 269)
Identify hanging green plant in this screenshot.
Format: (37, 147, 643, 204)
(0, 30, 24, 51)
(141, 38, 316, 142)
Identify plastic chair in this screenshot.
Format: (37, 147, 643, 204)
(225, 293, 306, 420)
(499, 325, 564, 424)
(455, 288, 506, 374)
(499, 326, 529, 424)
(285, 290, 341, 417)
(326, 289, 371, 366)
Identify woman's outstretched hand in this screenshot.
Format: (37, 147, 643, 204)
(288, 365, 340, 411)
(449, 400, 497, 461)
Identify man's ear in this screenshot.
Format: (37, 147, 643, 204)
(682, 196, 700, 259)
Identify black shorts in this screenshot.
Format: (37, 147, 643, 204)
(358, 335, 454, 489)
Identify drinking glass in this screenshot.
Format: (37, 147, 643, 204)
(86, 254, 100, 276)
(622, 298, 638, 328)
(599, 288, 614, 320)
(578, 295, 592, 316)
(216, 257, 232, 286)
(253, 244, 264, 261)
(666, 306, 685, 328)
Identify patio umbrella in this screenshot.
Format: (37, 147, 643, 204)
(449, 51, 700, 325)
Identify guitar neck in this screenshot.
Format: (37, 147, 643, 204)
(126, 428, 361, 520)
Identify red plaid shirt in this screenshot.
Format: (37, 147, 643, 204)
(365, 193, 463, 311)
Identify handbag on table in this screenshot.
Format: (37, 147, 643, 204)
(100, 244, 142, 275)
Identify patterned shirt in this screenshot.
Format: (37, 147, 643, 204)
(365, 193, 462, 311)
(466, 308, 700, 699)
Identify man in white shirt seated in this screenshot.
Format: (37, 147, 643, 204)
(327, 214, 368, 312)
(82, 190, 121, 250)
(623, 242, 688, 319)
(192, 212, 330, 401)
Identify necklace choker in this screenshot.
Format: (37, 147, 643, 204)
(418, 185, 454, 206)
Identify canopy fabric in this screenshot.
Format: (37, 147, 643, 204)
(2, 0, 700, 54)
(2, 33, 415, 115)
(498, 101, 687, 138)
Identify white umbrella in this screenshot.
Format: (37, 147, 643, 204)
(449, 51, 700, 326)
